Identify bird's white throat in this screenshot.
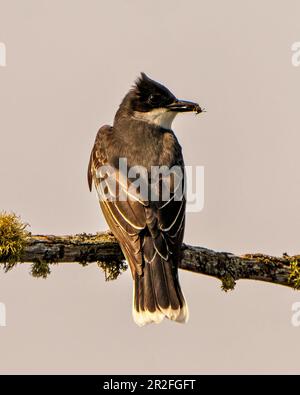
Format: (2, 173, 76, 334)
(133, 108, 177, 130)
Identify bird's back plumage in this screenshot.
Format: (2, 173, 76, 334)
(87, 73, 203, 326)
(88, 122, 188, 326)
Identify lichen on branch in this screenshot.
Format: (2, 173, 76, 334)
(97, 260, 128, 281)
(288, 260, 300, 290)
(1, 212, 300, 291)
(0, 212, 29, 271)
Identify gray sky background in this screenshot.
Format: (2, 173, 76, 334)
(0, 0, 300, 373)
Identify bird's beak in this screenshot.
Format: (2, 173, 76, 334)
(167, 99, 203, 114)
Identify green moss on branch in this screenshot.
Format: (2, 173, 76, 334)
(30, 260, 51, 279)
(0, 212, 29, 271)
(288, 260, 300, 290)
(97, 260, 127, 281)
(220, 273, 236, 292)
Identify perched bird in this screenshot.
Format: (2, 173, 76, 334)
(88, 73, 203, 326)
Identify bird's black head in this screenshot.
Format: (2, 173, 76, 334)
(115, 73, 203, 130)
(131, 72, 176, 112)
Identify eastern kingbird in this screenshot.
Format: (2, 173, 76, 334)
(88, 73, 203, 326)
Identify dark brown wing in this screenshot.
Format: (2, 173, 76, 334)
(88, 125, 186, 277)
(88, 125, 147, 276)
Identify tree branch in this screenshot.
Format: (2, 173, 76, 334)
(0, 212, 299, 290)
(5, 232, 300, 291)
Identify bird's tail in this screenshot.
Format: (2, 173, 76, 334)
(132, 254, 189, 327)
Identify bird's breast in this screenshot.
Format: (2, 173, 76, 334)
(111, 120, 182, 171)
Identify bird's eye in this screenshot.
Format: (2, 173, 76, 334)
(148, 94, 161, 105)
